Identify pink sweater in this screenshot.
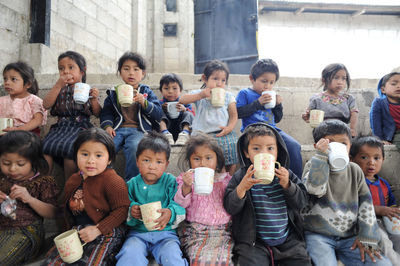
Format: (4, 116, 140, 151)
(174, 172, 232, 226)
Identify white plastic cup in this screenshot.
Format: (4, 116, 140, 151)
(140, 201, 162, 231)
(309, 110, 325, 128)
(191, 167, 215, 195)
(73, 83, 91, 104)
(117, 84, 135, 107)
(253, 153, 281, 184)
(328, 142, 349, 171)
(383, 215, 400, 235)
(0, 118, 13, 135)
(167, 102, 179, 119)
(54, 229, 86, 264)
(211, 88, 226, 107)
(262, 91, 276, 109)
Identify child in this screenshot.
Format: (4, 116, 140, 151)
(116, 131, 187, 265)
(0, 131, 58, 265)
(351, 136, 400, 263)
(0, 61, 47, 136)
(236, 58, 303, 177)
(223, 122, 311, 266)
(302, 120, 391, 266)
(100, 52, 163, 181)
(370, 72, 400, 149)
(44, 127, 130, 265)
(174, 133, 233, 265)
(42, 51, 101, 181)
(302, 63, 359, 137)
(179, 60, 238, 175)
(159, 73, 194, 146)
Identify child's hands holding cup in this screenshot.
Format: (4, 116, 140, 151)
(275, 166, 290, 189)
(200, 87, 212, 99)
(134, 91, 145, 107)
(78, 225, 101, 243)
(182, 170, 193, 196)
(258, 92, 273, 105)
(89, 87, 99, 102)
(154, 208, 172, 230)
(315, 138, 330, 154)
(130, 205, 142, 220)
(375, 206, 400, 220)
(302, 109, 310, 122)
(236, 165, 262, 199)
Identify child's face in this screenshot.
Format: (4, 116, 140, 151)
(76, 140, 111, 179)
(250, 72, 277, 94)
(137, 149, 169, 185)
(0, 153, 34, 181)
(3, 69, 30, 99)
(161, 82, 181, 102)
(326, 69, 347, 95)
(351, 145, 383, 181)
(119, 59, 145, 89)
(244, 135, 278, 164)
(202, 70, 227, 89)
(323, 134, 351, 154)
(189, 144, 218, 170)
(382, 74, 400, 104)
(58, 57, 84, 85)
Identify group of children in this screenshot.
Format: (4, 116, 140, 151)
(0, 49, 399, 266)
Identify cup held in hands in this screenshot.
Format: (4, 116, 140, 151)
(328, 142, 349, 171)
(167, 102, 180, 119)
(140, 201, 162, 231)
(253, 153, 280, 184)
(0, 118, 13, 135)
(191, 167, 214, 195)
(383, 214, 400, 235)
(73, 83, 91, 104)
(309, 110, 324, 128)
(117, 84, 136, 107)
(262, 91, 276, 109)
(211, 88, 226, 107)
(54, 229, 86, 263)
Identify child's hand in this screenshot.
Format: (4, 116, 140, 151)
(236, 165, 262, 199)
(134, 92, 145, 106)
(162, 102, 168, 112)
(258, 92, 273, 105)
(302, 109, 310, 122)
(351, 238, 382, 263)
(130, 205, 142, 220)
(216, 126, 233, 137)
(89, 87, 99, 101)
(78, 225, 101, 243)
(181, 171, 193, 196)
(55, 73, 73, 88)
(9, 184, 32, 204)
(276, 94, 282, 105)
(0, 191, 7, 203)
(382, 140, 392, 145)
(315, 138, 330, 154)
(275, 166, 289, 189)
(154, 208, 172, 230)
(200, 87, 212, 99)
(2, 126, 18, 132)
(105, 127, 116, 138)
(376, 206, 400, 220)
(176, 103, 186, 112)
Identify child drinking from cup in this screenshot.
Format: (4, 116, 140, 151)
(174, 133, 233, 265)
(44, 127, 130, 265)
(116, 131, 187, 265)
(159, 73, 194, 146)
(0, 131, 59, 265)
(179, 60, 238, 175)
(42, 51, 101, 181)
(223, 123, 311, 266)
(0, 61, 47, 136)
(100, 52, 163, 181)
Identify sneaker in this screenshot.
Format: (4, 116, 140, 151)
(175, 132, 189, 146)
(164, 132, 175, 146)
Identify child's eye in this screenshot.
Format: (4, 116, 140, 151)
(1, 161, 10, 166)
(157, 160, 163, 164)
(96, 154, 102, 158)
(81, 152, 88, 157)
(361, 156, 367, 160)
(206, 156, 212, 160)
(193, 157, 200, 161)
(374, 156, 380, 160)
(17, 163, 26, 167)
(267, 147, 274, 151)
(11, 77, 17, 82)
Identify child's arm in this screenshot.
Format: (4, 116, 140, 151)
(174, 172, 193, 208)
(216, 101, 237, 137)
(302, 96, 317, 122)
(369, 98, 388, 143)
(236, 90, 264, 119)
(43, 74, 71, 109)
(271, 102, 283, 123)
(100, 95, 116, 137)
(349, 111, 358, 137)
(136, 88, 163, 121)
(179, 88, 211, 105)
(374, 205, 400, 220)
(89, 87, 102, 117)
(278, 167, 309, 211)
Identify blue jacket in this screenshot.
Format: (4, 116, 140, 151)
(100, 84, 163, 132)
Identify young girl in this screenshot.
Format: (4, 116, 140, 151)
(0, 61, 47, 136)
(179, 60, 238, 175)
(0, 131, 59, 265)
(174, 133, 233, 265)
(44, 127, 130, 265)
(302, 63, 359, 137)
(42, 51, 101, 181)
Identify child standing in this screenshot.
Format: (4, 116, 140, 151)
(236, 58, 303, 177)
(224, 123, 311, 266)
(174, 133, 233, 265)
(159, 73, 194, 146)
(42, 51, 101, 181)
(0, 131, 58, 265)
(44, 127, 130, 265)
(116, 132, 187, 265)
(302, 120, 391, 266)
(179, 60, 238, 175)
(302, 63, 359, 137)
(0, 61, 47, 136)
(100, 52, 163, 181)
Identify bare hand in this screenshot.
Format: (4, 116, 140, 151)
(376, 206, 400, 220)
(2, 126, 18, 132)
(105, 127, 116, 138)
(200, 87, 212, 99)
(79, 225, 101, 243)
(258, 92, 272, 105)
(315, 138, 330, 154)
(302, 109, 310, 122)
(275, 166, 289, 189)
(237, 165, 262, 199)
(351, 238, 382, 263)
(55, 73, 73, 87)
(276, 94, 282, 105)
(162, 102, 168, 112)
(382, 140, 392, 145)
(182, 171, 193, 188)
(216, 126, 233, 137)
(89, 87, 99, 101)
(176, 103, 186, 112)
(154, 208, 172, 230)
(134, 93, 145, 106)
(0, 191, 7, 203)
(130, 205, 141, 220)
(9, 184, 32, 204)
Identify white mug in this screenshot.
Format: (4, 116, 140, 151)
(117, 84, 135, 107)
(167, 102, 179, 119)
(0, 118, 13, 135)
(211, 88, 226, 107)
(191, 167, 214, 195)
(309, 110, 324, 128)
(262, 91, 276, 109)
(140, 201, 162, 231)
(253, 153, 280, 184)
(73, 83, 91, 104)
(328, 142, 349, 171)
(383, 215, 400, 235)
(54, 229, 86, 264)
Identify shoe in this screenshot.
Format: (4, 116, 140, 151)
(164, 132, 175, 146)
(175, 132, 189, 146)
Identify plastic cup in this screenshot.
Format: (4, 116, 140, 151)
(211, 88, 225, 107)
(0, 118, 13, 135)
(253, 153, 280, 184)
(191, 167, 214, 195)
(54, 229, 86, 264)
(167, 102, 179, 119)
(73, 83, 91, 104)
(140, 201, 162, 231)
(309, 110, 324, 128)
(262, 91, 276, 109)
(117, 84, 135, 107)
(328, 142, 349, 171)
(383, 213, 400, 235)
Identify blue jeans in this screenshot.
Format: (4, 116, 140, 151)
(113, 127, 144, 181)
(305, 231, 392, 266)
(275, 128, 303, 178)
(116, 230, 188, 266)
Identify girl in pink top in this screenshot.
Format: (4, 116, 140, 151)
(174, 133, 233, 265)
(1, 62, 47, 136)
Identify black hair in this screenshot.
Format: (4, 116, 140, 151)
(3, 61, 39, 95)
(73, 128, 116, 164)
(250, 58, 280, 81)
(312, 120, 351, 143)
(0, 131, 49, 174)
(178, 133, 225, 173)
(242, 124, 277, 154)
(117, 51, 147, 74)
(159, 73, 183, 92)
(380, 72, 400, 89)
(136, 131, 171, 160)
(321, 63, 350, 92)
(201, 60, 230, 88)
(58, 51, 87, 83)
(350, 135, 385, 159)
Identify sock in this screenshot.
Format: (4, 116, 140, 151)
(162, 130, 170, 134)
(181, 129, 190, 135)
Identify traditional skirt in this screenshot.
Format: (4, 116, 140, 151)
(208, 131, 238, 166)
(179, 221, 234, 266)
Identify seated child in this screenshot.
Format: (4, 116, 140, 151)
(116, 131, 187, 266)
(224, 122, 311, 266)
(302, 120, 391, 266)
(351, 136, 400, 263)
(174, 133, 233, 265)
(159, 73, 194, 146)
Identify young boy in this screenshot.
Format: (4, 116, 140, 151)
(158, 73, 194, 146)
(223, 122, 311, 266)
(100, 52, 163, 181)
(236, 58, 303, 178)
(302, 120, 391, 266)
(115, 131, 187, 265)
(351, 136, 400, 263)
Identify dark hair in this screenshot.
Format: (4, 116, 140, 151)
(178, 133, 225, 173)
(321, 63, 350, 91)
(250, 58, 280, 81)
(117, 52, 147, 74)
(350, 135, 385, 159)
(58, 51, 87, 83)
(3, 61, 39, 95)
(242, 124, 277, 154)
(159, 73, 183, 92)
(380, 72, 400, 89)
(201, 60, 230, 88)
(312, 120, 351, 143)
(136, 131, 171, 160)
(73, 128, 116, 164)
(0, 131, 49, 174)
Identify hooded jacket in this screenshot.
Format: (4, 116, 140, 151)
(223, 122, 308, 246)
